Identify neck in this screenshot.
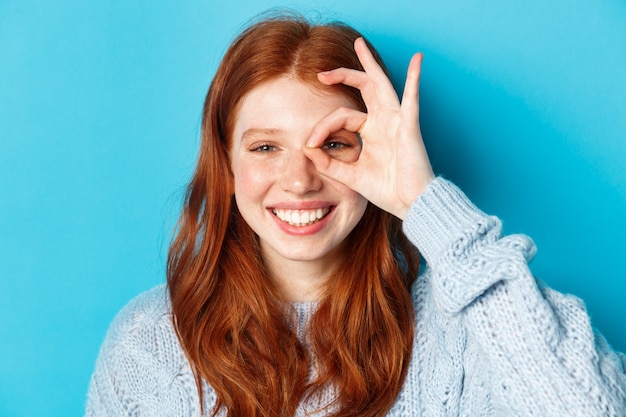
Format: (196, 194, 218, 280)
(262, 256, 339, 303)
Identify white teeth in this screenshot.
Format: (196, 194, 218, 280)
(273, 208, 330, 226)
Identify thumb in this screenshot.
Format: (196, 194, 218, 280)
(304, 146, 359, 190)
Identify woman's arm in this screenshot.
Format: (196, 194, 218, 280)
(404, 176, 626, 416)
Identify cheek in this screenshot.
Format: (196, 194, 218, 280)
(232, 160, 272, 203)
(352, 194, 369, 220)
(328, 179, 368, 210)
(336, 183, 369, 223)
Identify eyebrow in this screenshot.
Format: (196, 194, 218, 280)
(240, 128, 285, 142)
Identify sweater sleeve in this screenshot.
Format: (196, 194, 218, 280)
(403, 177, 626, 417)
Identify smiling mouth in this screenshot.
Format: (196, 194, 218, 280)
(272, 207, 331, 226)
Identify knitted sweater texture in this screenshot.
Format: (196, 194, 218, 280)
(85, 178, 626, 416)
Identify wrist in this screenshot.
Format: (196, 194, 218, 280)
(397, 172, 435, 220)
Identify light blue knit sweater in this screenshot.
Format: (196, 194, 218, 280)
(85, 178, 626, 416)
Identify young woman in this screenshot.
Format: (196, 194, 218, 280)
(85, 13, 626, 417)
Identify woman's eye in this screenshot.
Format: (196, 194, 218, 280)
(322, 141, 349, 151)
(251, 144, 276, 152)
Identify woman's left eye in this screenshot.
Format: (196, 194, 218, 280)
(320, 136, 360, 162)
(322, 141, 349, 151)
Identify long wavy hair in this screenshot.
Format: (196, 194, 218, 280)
(167, 12, 419, 417)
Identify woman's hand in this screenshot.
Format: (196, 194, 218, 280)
(304, 37, 434, 220)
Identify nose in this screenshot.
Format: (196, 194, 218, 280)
(280, 149, 322, 195)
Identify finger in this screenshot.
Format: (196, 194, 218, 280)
(318, 66, 398, 110)
(306, 107, 367, 148)
(303, 146, 360, 189)
(317, 67, 369, 90)
(400, 53, 423, 117)
(353, 37, 390, 83)
(318, 38, 399, 107)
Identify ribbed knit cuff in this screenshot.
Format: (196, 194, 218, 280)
(402, 177, 493, 265)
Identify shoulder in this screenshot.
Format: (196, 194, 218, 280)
(91, 284, 193, 388)
(103, 284, 173, 348)
(111, 284, 171, 327)
(87, 285, 202, 415)
(99, 284, 186, 367)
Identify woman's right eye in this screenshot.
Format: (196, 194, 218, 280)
(250, 143, 276, 152)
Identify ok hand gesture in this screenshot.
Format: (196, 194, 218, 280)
(304, 37, 434, 220)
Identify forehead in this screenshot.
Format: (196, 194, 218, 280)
(232, 76, 356, 134)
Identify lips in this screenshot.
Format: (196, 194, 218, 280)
(272, 207, 330, 226)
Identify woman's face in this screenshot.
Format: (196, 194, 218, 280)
(229, 76, 368, 276)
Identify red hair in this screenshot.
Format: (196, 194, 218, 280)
(167, 12, 419, 417)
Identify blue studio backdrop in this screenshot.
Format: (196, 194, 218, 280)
(1, 0, 625, 416)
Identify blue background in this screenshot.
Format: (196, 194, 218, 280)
(1, 0, 624, 415)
